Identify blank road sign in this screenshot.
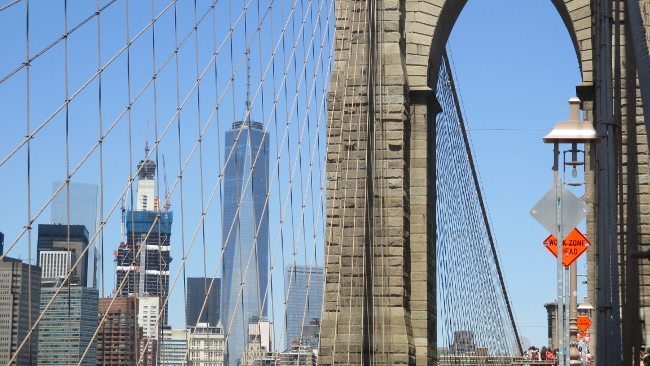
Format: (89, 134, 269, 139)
(531, 184, 590, 238)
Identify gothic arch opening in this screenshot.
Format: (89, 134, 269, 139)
(430, 0, 586, 351)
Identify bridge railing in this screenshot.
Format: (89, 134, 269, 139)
(510, 359, 558, 366)
(437, 355, 559, 366)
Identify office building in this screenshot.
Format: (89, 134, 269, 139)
(138, 296, 161, 340)
(186, 277, 221, 328)
(239, 319, 275, 366)
(0, 257, 41, 366)
(299, 319, 320, 350)
(0, 231, 4, 254)
(138, 337, 157, 366)
(51, 181, 99, 236)
(115, 158, 173, 325)
(222, 120, 269, 365)
(161, 327, 189, 366)
(38, 284, 98, 366)
(187, 322, 225, 366)
(97, 297, 140, 366)
(277, 344, 316, 366)
(449, 331, 476, 354)
(39, 250, 75, 280)
(37, 224, 90, 286)
(50, 181, 99, 288)
(284, 266, 323, 349)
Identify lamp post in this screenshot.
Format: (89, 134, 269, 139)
(542, 97, 600, 366)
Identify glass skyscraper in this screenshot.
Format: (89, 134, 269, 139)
(38, 285, 99, 366)
(50, 181, 99, 288)
(50, 182, 99, 237)
(37, 224, 90, 287)
(222, 120, 269, 365)
(186, 277, 221, 327)
(284, 266, 323, 349)
(0, 257, 41, 366)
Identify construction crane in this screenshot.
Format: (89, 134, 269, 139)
(162, 154, 171, 211)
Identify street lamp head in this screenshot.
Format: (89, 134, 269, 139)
(543, 98, 601, 144)
(577, 303, 594, 311)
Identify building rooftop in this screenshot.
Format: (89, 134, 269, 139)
(232, 120, 264, 131)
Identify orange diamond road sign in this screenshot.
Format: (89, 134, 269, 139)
(542, 228, 591, 268)
(577, 315, 592, 332)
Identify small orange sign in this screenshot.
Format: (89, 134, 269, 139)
(577, 332, 591, 342)
(577, 316, 592, 332)
(543, 228, 591, 268)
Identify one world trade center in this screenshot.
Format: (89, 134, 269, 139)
(222, 119, 269, 365)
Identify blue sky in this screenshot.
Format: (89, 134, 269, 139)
(448, 0, 587, 349)
(0, 0, 589, 353)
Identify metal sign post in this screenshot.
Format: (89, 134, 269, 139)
(532, 97, 600, 366)
(554, 144, 566, 366)
(531, 146, 590, 366)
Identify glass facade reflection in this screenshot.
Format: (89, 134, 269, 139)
(187, 277, 221, 327)
(221, 121, 269, 366)
(284, 266, 323, 350)
(50, 181, 99, 288)
(38, 285, 99, 366)
(51, 182, 99, 236)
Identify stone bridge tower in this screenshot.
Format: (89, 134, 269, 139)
(318, 1, 650, 366)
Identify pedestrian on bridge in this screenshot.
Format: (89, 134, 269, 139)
(545, 348, 554, 360)
(531, 348, 541, 361)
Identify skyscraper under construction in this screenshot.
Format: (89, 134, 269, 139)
(115, 158, 173, 325)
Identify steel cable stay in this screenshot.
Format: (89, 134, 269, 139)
(2, 9, 203, 261)
(140, 4, 332, 364)
(447, 45, 524, 354)
(84, 0, 330, 364)
(0, 0, 120, 85)
(141, 1, 332, 364)
(443, 50, 523, 356)
(0, 0, 256, 168)
(0, 2, 333, 366)
(435, 54, 519, 363)
(269, 22, 333, 361)
(12, 209, 164, 366)
(283, 16, 333, 357)
(218, 13, 329, 366)
(1, 0, 303, 262)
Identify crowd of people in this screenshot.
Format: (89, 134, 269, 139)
(523, 346, 557, 362)
(522, 346, 592, 365)
(521, 344, 650, 365)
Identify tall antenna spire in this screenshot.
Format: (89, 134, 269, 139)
(144, 119, 150, 156)
(245, 47, 251, 122)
